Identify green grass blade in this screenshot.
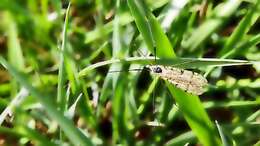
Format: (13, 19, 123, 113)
(222, 34, 260, 59)
(215, 120, 229, 146)
(84, 0, 170, 44)
(204, 100, 260, 109)
(57, 3, 70, 112)
(160, 0, 189, 30)
(112, 74, 128, 144)
(16, 125, 58, 146)
(184, 0, 241, 51)
(164, 0, 189, 49)
(219, 1, 260, 56)
(167, 84, 221, 146)
(127, 0, 156, 52)
(98, 2, 126, 105)
(204, 2, 260, 76)
(165, 131, 195, 146)
(148, 13, 176, 57)
(137, 77, 159, 114)
(79, 57, 255, 76)
(205, 34, 260, 76)
(64, 57, 79, 95)
(0, 57, 94, 146)
(3, 11, 25, 98)
(113, 1, 134, 144)
(4, 12, 25, 71)
(111, 2, 126, 142)
(127, 0, 175, 58)
(77, 85, 98, 129)
(0, 88, 29, 125)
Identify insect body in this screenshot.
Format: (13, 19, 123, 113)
(148, 65, 208, 95)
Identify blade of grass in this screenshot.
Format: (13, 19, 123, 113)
(58, 4, 97, 142)
(57, 3, 70, 112)
(223, 34, 260, 59)
(184, 0, 241, 51)
(84, 0, 170, 44)
(165, 0, 190, 49)
(137, 77, 159, 114)
(97, 0, 128, 106)
(65, 93, 82, 119)
(110, 1, 133, 144)
(215, 120, 229, 146)
(0, 57, 94, 146)
(112, 73, 129, 144)
(65, 54, 80, 95)
(16, 125, 58, 146)
(167, 84, 221, 146)
(205, 1, 260, 76)
(165, 131, 196, 146)
(4, 11, 25, 98)
(0, 88, 29, 125)
(161, 0, 189, 30)
(78, 57, 255, 77)
(88, 42, 109, 61)
(204, 100, 260, 109)
(78, 83, 98, 129)
(4, 12, 25, 71)
(246, 110, 260, 122)
(127, 0, 175, 57)
(161, 99, 260, 146)
(218, 1, 260, 56)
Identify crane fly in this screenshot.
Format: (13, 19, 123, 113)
(134, 47, 208, 95)
(108, 57, 208, 95)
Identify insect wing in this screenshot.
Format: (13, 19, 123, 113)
(149, 65, 207, 95)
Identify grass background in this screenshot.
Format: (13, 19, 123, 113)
(0, 0, 260, 145)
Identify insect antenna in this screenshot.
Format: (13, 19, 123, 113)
(170, 59, 200, 68)
(108, 68, 143, 73)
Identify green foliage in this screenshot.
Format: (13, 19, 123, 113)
(0, 0, 259, 146)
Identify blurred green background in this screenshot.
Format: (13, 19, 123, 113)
(0, 0, 259, 146)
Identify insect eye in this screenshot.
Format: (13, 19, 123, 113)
(154, 67, 162, 73)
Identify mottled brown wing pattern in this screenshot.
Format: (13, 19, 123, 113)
(148, 65, 208, 95)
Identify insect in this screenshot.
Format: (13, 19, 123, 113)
(146, 65, 208, 95)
